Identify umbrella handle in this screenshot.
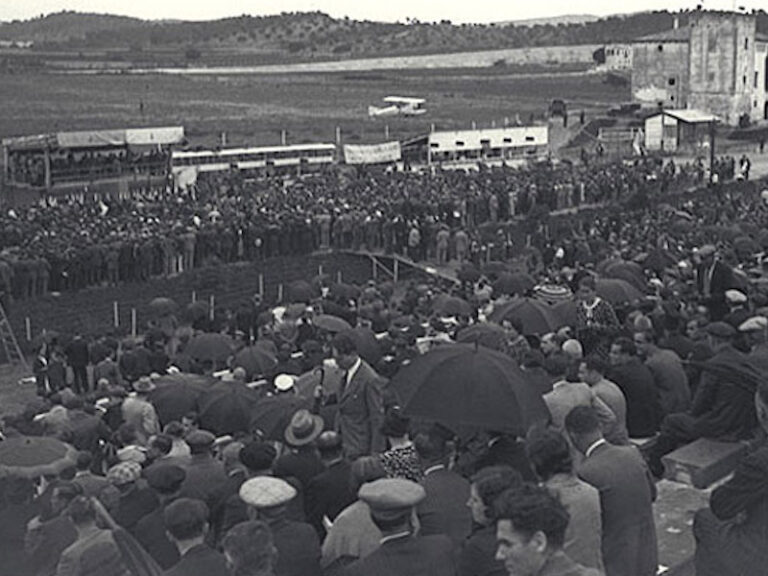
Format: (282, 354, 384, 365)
(91, 496, 119, 531)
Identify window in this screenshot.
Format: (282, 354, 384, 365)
(657, 44, 664, 52)
(745, 38, 749, 50)
(743, 75, 747, 86)
(668, 77, 676, 86)
(755, 71, 759, 88)
(708, 72, 716, 83)
(525, 136, 535, 142)
(708, 35, 717, 52)
(455, 141, 465, 147)
(503, 137, 512, 143)
(480, 139, 491, 147)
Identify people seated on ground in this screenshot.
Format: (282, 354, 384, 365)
(565, 406, 658, 576)
(648, 321, 761, 478)
(493, 482, 601, 576)
(693, 376, 768, 576)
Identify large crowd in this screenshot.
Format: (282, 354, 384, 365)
(1, 152, 768, 576)
(0, 155, 739, 300)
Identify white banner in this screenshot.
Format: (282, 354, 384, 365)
(343, 141, 401, 165)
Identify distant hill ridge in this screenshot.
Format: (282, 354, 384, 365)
(1, 9, 766, 61)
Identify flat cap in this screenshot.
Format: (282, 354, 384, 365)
(725, 289, 748, 304)
(706, 321, 736, 338)
(239, 476, 297, 508)
(186, 430, 216, 449)
(163, 498, 209, 533)
(358, 478, 425, 519)
(107, 461, 142, 486)
(239, 441, 277, 471)
(144, 464, 186, 493)
(698, 244, 716, 257)
(739, 316, 768, 332)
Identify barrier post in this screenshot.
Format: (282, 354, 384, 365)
(113, 301, 119, 328)
(258, 274, 264, 297)
(25, 317, 31, 341)
(277, 283, 284, 303)
(394, 258, 399, 283)
(336, 270, 343, 284)
(191, 290, 197, 303)
(209, 295, 215, 321)
(131, 309, 137, 338)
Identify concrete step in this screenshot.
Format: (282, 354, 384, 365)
(662, 438, 748, 489)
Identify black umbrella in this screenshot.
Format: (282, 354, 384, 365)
(351, 326, 384, 366)
(197, 383, 261, 435)
(249, 395, 312, 441)
(185, 333, 236, 364)
(489, 298, 562, 335)
(456, 323, 508, 353)
(233, 346, 278, 380)
(493, 272, 536, 296)
(287, 280, 317, 304)
(391, 344, 548, 434)
(148, 374, 212, 426)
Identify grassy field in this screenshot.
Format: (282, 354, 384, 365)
(0, 69, 629, 148)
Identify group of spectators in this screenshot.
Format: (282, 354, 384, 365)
(0, 154, 739, 301)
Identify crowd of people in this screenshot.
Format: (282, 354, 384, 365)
(0, 154, 736, 301)
(1, 150, 768, 576)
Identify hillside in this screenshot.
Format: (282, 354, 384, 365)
(1, 9, 767, 66)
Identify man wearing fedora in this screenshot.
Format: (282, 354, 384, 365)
(274, 409, 326, 494)
(240, 476, 322, 576)
(331, 331, 387, 460)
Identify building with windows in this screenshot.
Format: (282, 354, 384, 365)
(631, 10, 768, 125)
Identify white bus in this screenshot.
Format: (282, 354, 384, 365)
(171, 143, 336, 186)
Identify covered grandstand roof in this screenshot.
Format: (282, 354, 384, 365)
(2, 126, 185, 151)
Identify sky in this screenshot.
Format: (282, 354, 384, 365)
(0, 0, 763, 24)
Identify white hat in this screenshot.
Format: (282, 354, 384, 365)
(274, 374, 296, 392)
(739, 316, 768, 332)
(725, 290, 747, 304)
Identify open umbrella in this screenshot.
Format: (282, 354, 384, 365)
(148, 297, 178, 317)
(493, 272, 536, 297)
(197, 383, 262, 436)
(249, 395, 312, 441)
(233, 346, 278, 380)
(391, 344, 548, 434)
(185, 333, 236, 364)
(489, 298, 562, 335)
(482, 261, 510, 280)
(148, 374, 212, 426)
(351, 326, 384, 366)
(186, 301, 209, 322)
(432, 295, 473, 318)
(314, 314, 352, 334)
(734, 236, 759, 259)
(0, 436, 79, 479)
(642, 249, 676, 273)
(457, 263, 481, 284)
(595, 278, 644, 305)
(287, 280, 316, 304)
(603, 261, 646, 292)
(552, 299, 579, 328)
(455, 323, 508, 353)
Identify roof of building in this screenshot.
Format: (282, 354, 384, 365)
(650, 109, 720, 124)
(634, 27, 691, 43)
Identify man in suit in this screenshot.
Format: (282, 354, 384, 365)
(164, 498, 230, 576)
(72, 451, 109, 498)
(305, 431, 356, 539)
(414, 427, 472, 548)
(607, 337, 661, 438)
(648, 322, 760, 477)
(240, 476, 322, 576)
(695, 244, 735, 321)
(693, 376, 768, 575)
(135, 464, 186, 570)
(565, 406, 658, 576)
(332, 331, 386, 459)
(494, 483, 601, 576)
(343, 478, 457, 576)
(179, 430, 228, 510)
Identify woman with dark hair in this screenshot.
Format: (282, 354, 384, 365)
(526, 427, 604, 572)
(459, 465, 522, 576)
(320, 456, 386, 575)
(377, 407, 421, 483)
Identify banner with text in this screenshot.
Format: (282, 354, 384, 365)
(343, 141, 401, 165)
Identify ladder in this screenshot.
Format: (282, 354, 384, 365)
(0, 299, 28, 370)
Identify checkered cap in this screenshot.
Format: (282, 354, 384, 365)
(107, 461, 142, 486)
(239, 476, 296, 508)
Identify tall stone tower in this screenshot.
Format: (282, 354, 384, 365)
(687, 10, 757, 124)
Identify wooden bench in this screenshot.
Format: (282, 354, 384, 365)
(661, 438, 748, 489)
